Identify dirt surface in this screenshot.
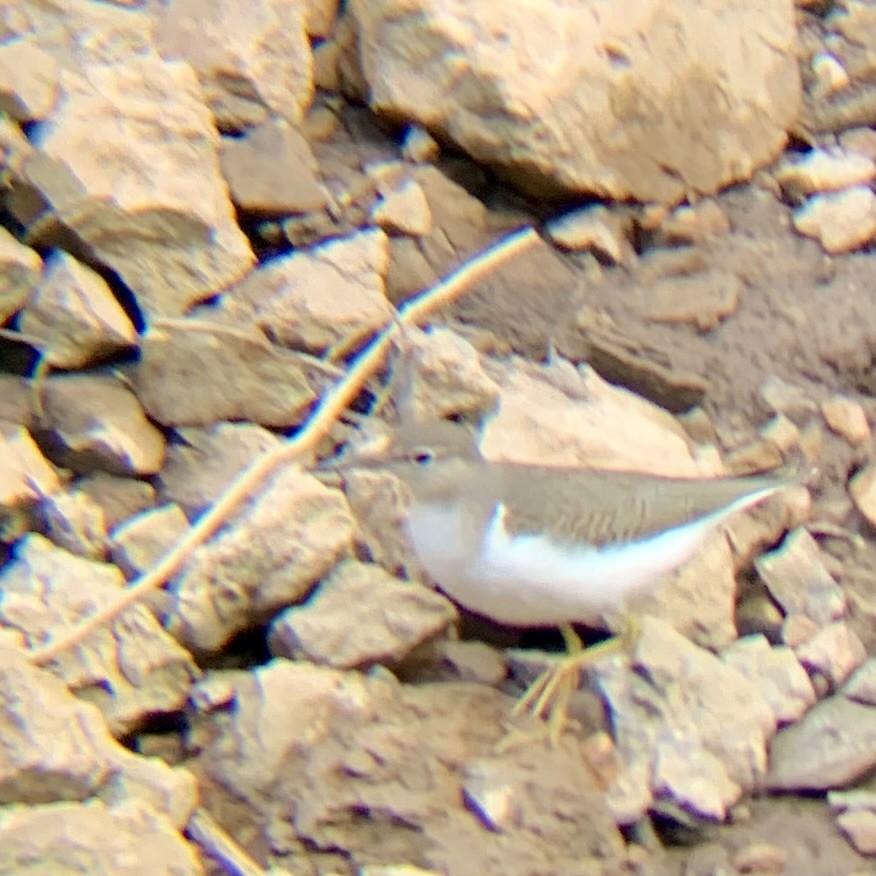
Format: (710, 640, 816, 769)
(3, 1, 876, 875)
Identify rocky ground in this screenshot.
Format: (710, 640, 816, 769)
(2, 1, 876, 874)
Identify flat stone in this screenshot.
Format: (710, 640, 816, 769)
(755, 528, 846, 627)
(644, 270, 742, 332)
(135, 319, 339, 428)
(0, 534, 195, 737)
(19, 54, 254, 316)
(545, 205, 632, 264)
(191, 660, 625, 874)
(156, 423, 280, 518)
(268, 560, 457, 668)
(774, 148, 876, 196)
(35, 373, 165, 476)
(0, 800, 202, 876)
(821, 396, 871, 445)
(794, 621, 867, 688)
(0, 226, 42, 323)
(219, 118, 327, 215)
(766, 695, 876, 791)
(19, 251, 137, 369)
(793, 187, 876, 254)
(151, 0, 313, 129)
(167, 469, 356, 653)
(594, 617, 775, 822)
(722, 635, 816, 725)
(225, 229, 391, 355)
(352, 0, 799, 203)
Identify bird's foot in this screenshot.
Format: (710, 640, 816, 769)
(497, 621, 636, 751)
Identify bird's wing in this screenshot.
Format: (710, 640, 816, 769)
(495, 464, 785, 548)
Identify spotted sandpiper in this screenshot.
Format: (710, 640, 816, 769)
(349, 419, 796, 741)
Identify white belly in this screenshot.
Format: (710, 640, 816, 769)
(404, 500, 727, 628)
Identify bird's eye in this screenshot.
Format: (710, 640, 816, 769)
(412, 447, 434, 466)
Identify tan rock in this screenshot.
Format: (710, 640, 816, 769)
(658, 199, 731, 244)
(545, 205, 633, 264)
(371, 177, 432, 237)
(401, 124, 440, 163)
(40, 488, 108, 561)
(810, 52, 850, 98)
(109, 503, 190, 580)
(226, 229, 391, 355)
(850, 463, 876, 528)
(192, 661, 625, 873)
(0, 38, 58, 121)
(0, 226, 42, 323)
(644, 270, 742, 332)
(19, 251, 137, 368)
(268, 560, 457, 668)
(0, 0, 153, 73)
(0, 640, 196, 824)
(306, 0, 341, 37)
(837, 809, 876, 856)
(774, 148, 876, 196)
(135, 319, 339, 428)
(151, 0, 313, 129)
(841, 127, 876, 162)
(0, 534, 195, 737)
(312, 39, 342, 91)
(36, 374, 166, 476)
(594, 617, 776, 822)
(795, 621, 867, 688)
(481, 356, 711, 476)
(219, 118, 327, 214)
(393, 325, 501, 422)
(167, 469, 356, 652)
(755, 528, 846, 626)
(352, 0, 799, 203)
(0, 422, 59, 511)
(760, 414, 801, 454)
(821, 396, 870, 445)
(76, 473, 156, 532)
(722, 635, 816, 724)
(0, 800, 202, 876)
(20, 55, 254, 317)
(767, 695, 876, 791)
(793, 187, 876, 254)
(156, 423, 280, 517)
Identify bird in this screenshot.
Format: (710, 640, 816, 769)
(344, 418, 797, 742)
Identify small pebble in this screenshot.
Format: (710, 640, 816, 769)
(731, 841, 788, 873)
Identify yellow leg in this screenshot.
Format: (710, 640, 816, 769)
(500, 618, 638, 749)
